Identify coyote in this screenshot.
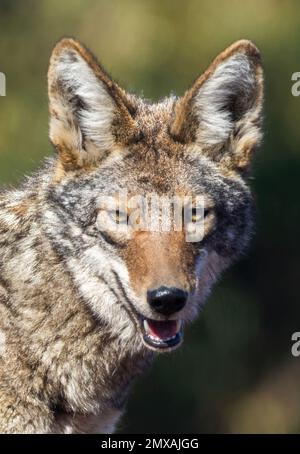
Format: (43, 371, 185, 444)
(0, 38, 263, 433)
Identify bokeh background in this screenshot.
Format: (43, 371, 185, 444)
(1, 0, 300, 433)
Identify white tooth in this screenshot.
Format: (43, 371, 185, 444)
(176, 320, 182, 332)
(143, 319, 150, 334)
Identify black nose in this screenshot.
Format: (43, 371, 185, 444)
(147, 286, 188, 316)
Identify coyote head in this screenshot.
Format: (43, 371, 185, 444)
(46, 38, 263, 352)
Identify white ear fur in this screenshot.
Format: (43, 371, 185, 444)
(58, 50, 115, 148)
(170, 41, 264, 170)
(49, 47, 116, 151)
(194, 54, 258, 147)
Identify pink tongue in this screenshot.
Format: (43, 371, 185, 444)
(147, 320, 178, 340)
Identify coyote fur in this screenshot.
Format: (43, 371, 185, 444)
(0, 38, 263, 433)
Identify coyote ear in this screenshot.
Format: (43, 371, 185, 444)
(170, 40, 264, 172)
(48, 38, 138, 169)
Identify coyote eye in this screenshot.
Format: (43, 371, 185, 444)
(109, 209, 129, 225)
(185, 207, 212, 223)
(203, 208, 211, 218)
(191, 207, 201, 223)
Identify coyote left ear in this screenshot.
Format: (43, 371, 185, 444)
(170, 40, 264, 172)
(48, 38, 138, 170)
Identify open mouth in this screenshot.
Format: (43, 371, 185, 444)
(141, 318, 183, 350)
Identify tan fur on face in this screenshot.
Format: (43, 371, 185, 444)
(121, 231, 196, 298)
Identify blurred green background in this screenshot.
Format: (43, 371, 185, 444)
(1, 0, 300, 434)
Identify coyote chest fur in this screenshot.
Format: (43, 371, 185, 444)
(0, 38, 263, 433)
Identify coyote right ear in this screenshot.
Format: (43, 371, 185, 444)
(170, 40, 263, 172)
(48, 38, 138, 170)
